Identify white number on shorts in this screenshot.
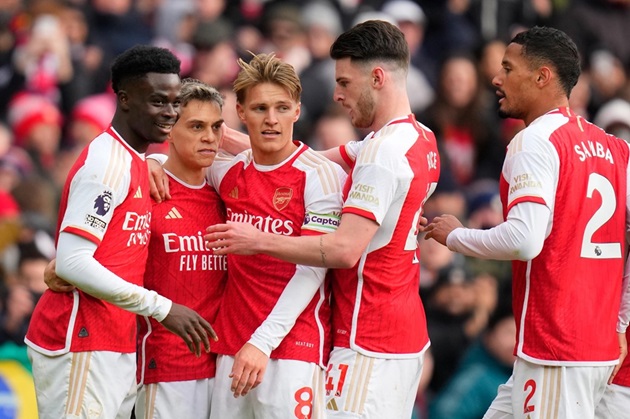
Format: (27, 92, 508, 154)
(581, 173, 621, 259)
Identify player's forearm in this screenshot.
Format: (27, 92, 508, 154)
(248, 264, 327, 355)
(56, 233, 172, 321)
(447, 202, 549, 261)
(618, 256, 630, 333)
(259, 231, 358, 268)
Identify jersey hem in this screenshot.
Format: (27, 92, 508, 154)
(344, 341, 430, 360)
(517, 351, 620, 367)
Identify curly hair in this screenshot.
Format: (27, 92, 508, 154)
(110, 45, 181, 93)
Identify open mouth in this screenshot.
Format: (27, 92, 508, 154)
(156, 123, 173, 132)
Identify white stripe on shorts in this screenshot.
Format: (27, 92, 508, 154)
(66, 352, 91, 416)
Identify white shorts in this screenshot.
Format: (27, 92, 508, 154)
(210, 355, 325, 419)
(135, 378, 214, 419)
(595, 383, 630, 419)
(325, 347, 423, 418)
(27, 348, 136, 419)
(483, 358, 613, 419)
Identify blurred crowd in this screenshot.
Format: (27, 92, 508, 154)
(1, 0, 630, 417)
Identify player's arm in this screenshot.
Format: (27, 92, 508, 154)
(229, 263, 327, 397)
(424, 201, 549, 261)
(610, 153, 630, 384)
(220, 124, 250, 155)
(207, 212, 378, 268)
(56, 233, 216, 355)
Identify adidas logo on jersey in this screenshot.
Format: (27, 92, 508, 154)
(229, 187, 238, 199)
(134, 187, 142, 198)
(78, 327, 89, 338)
(165, 207, 182, 219)
(326, 399, 338, 411)
(149, 358, 157, 369)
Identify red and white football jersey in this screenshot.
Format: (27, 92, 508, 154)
(208, 142, 346, 366)
(500, 107, 630, 365)
(137, 171, 227, 384)
(334, 114, 440, 358)
(26, 127, 152, 355)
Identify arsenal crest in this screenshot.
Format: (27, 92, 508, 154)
(273, 187, 293, 211)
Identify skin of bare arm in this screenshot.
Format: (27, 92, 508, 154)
(206, 212, 378, 269)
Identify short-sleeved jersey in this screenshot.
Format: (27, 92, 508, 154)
(334, 114, 440, 358)
(499, 107, 630, 365)
(208, 142, 346, 366)
(137, 171, 227, 384)
(25, 127, 152, 355)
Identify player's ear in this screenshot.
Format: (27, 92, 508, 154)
(236, 102, 246, 123)
(293, 102, 301, 122)
(117, 90, 130, 111)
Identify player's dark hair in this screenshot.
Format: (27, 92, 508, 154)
(110, 45, 181, 93)
(180, 78, 224, 109)
(510, 26, 580, 98)
(330, 20, 409, 72)
(233, 52, 301, 104)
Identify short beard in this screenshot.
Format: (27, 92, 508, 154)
(498, 109, 511, 119)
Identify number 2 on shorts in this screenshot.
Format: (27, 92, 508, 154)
(523, 379, 536, 414)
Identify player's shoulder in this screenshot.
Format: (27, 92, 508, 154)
(79, 131, 134, 177)
(294, 145, 347, 192)
(296, 145, 345, 174)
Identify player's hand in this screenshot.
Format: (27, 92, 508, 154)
(423, 214, 463, 246)
(44, 258, 76, 292)
(147, 157, 170, 203)
(230, 343, 268, 398)
(204, 222, 262, 256)
(416, 215, 429, 233)
(160, 303, 218, 357)
(609, 332, 628, 384)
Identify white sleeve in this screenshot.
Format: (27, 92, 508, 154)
(618, 256, 630, 333)
(446, 201, 549, 261)
(617, 151, 630, 333)
(341, 140, 363, 163)
(56, 232, 173, 321)
(247, 265, 327, 356)
(146, 153, 168, 165)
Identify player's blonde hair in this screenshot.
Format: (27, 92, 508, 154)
(232, 53, 301, 104)
(180, 78, 224, 109)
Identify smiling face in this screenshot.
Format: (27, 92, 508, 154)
(124, 72, 181, 149)
(237, 82, 300, 165)
(168, 99, 223, 177)
(492, 43, 538, 123)
(333, 57, 376, 130)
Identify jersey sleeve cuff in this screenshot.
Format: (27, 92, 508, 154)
(246, 337, 273, 357)
(153, 297, 173, 323)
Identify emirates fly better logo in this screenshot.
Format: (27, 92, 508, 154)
(273, 187, 293, 211)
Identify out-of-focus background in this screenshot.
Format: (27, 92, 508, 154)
(1, 1, 629, 417)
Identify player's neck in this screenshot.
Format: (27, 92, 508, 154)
(163, 159, 206, 186)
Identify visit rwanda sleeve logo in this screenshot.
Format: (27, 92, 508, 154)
(94, 190, 113, 216)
